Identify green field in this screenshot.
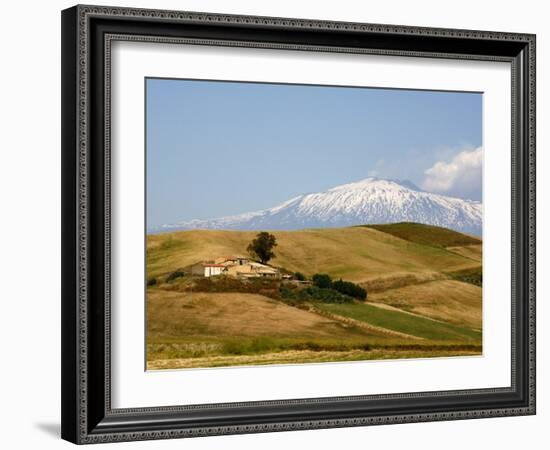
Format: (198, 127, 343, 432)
(313, 302, 481, 341)
(146, 222, 482, 369)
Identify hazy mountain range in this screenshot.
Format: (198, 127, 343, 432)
(156, 177, 482, 236)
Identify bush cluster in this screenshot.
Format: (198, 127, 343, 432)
(294, 271, 306, 281)
(448, 267, 482, 287)
(280, 285, 354, 304)
(312, 273, 332, 289)
(332, 279, 367, 300)
(453, 273, 482, 287)
(311, 273, 367, 300)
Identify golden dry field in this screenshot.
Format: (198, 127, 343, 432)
(146, 223, 482, 369)
(368, 280, 482, 328)
(147, 226, 480, 282)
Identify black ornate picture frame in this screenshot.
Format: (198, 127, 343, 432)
(61, 4, 536, 444)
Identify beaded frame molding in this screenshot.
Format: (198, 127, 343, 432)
(61, 4, 536, 444)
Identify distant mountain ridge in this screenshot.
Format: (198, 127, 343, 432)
(157, 177, 482, 236)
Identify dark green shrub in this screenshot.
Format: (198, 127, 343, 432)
(280, 285, 353, 304)
(294, 272, 306, 281)
(279, 285, 300, 300)
(166, 270, 184, 282)
(312, 273, 332, 289)
(447, 267, 482, 287)
(146, 277, 157, 287)
(304, 287, 353, 303)
(332, 279, 367, 300)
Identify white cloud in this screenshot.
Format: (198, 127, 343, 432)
(368, 159, 384, 177)
(422, 147, 482, 201)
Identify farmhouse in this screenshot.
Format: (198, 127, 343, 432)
(190, 262, 226, 278)
(225, 261, 280, 279)
(189, 255, 280, 279)
(214, 256, 249, 266)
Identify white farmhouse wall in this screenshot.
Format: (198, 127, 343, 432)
(205, 266, 223, 277)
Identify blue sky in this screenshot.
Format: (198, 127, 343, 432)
(146, 78, 482, 229)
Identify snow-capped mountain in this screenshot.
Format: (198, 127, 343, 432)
(159, 177, 482, 236)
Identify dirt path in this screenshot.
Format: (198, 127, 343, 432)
(366, 302, 447, 324)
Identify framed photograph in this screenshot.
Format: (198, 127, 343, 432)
(61, 5, 536, 444)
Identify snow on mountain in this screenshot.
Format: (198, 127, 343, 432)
(158, 177, 482, 236)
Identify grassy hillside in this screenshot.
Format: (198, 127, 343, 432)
(148, 290, 383, 341)
(147, 289, 481, 369)
(147, 226, 479, 284)
(147, 289, 416, 366)
(446, 244, 482, 262)
(314, 301, 481, 341)
(368, 280, 482, 328)
(146, 223, 483, 369)
(364, 222, 481, 248)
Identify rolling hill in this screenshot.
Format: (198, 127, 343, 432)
(364, 222, 481, 248)
(146, 222, 482, 369)
(147, 224, 480, 284)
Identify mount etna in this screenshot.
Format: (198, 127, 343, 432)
(158, 177, 482, 236)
